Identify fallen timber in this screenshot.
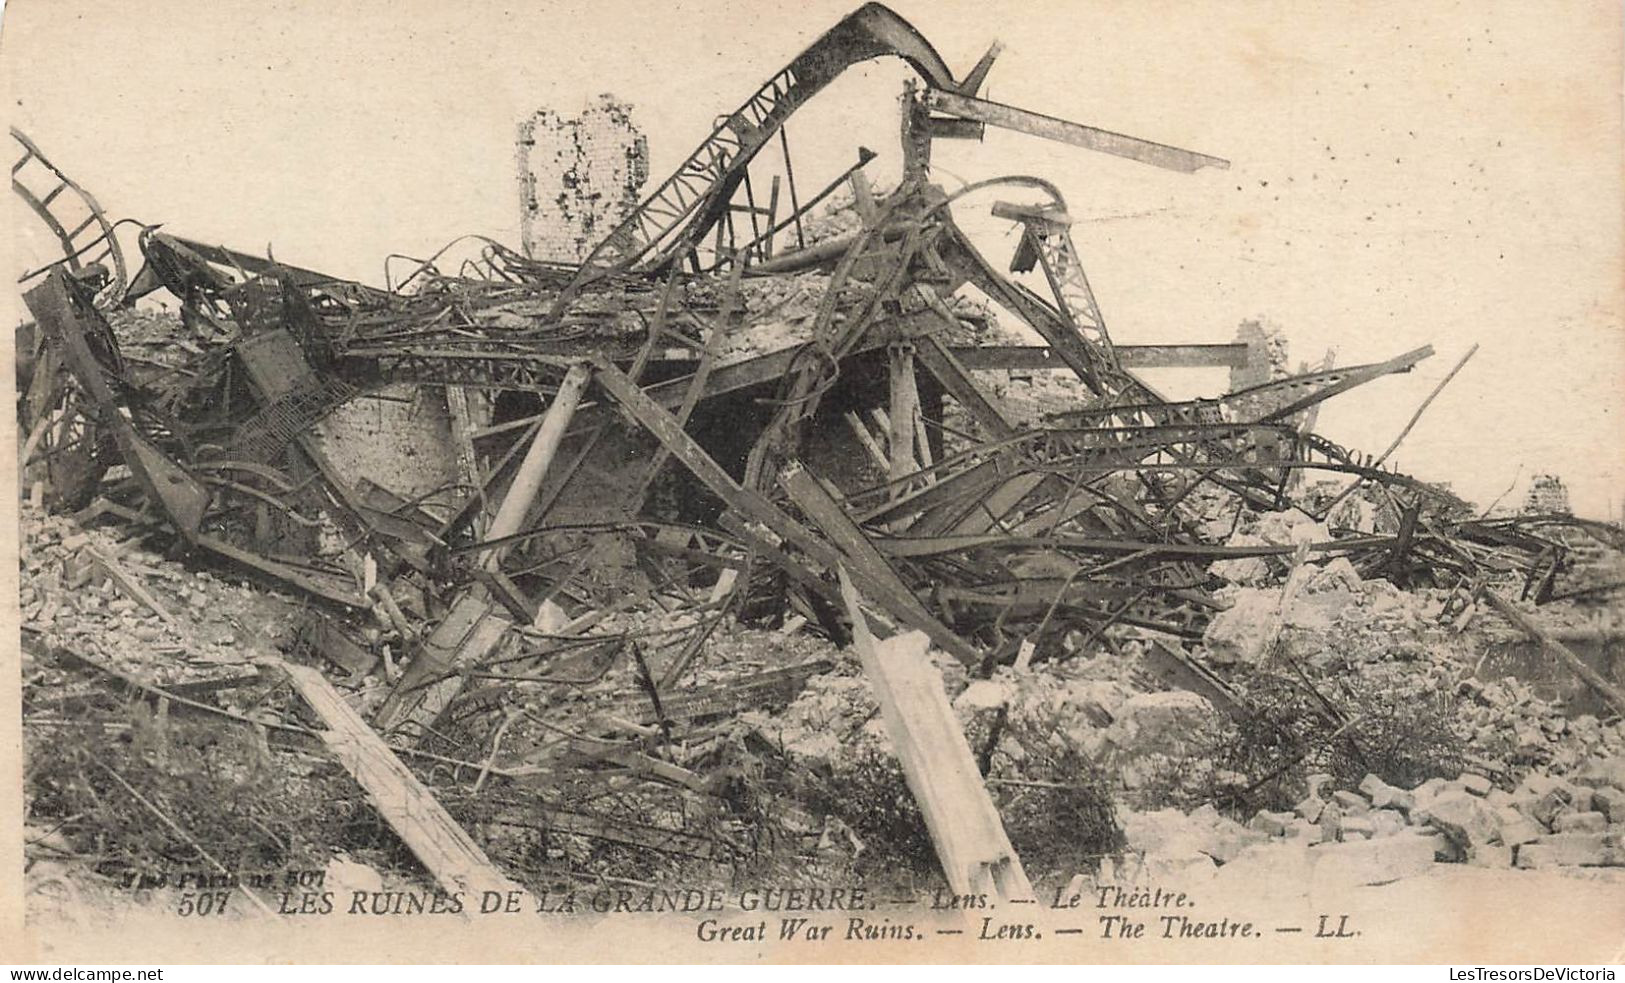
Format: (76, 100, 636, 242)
(15, 2, 1623, 900)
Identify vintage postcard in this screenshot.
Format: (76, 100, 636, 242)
(1, 0, 1622, 965)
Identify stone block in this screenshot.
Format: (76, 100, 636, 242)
(1284, 819, 1317, 841)
(1516, 833, 1614, 868)
(1338, 815, 1375, 840)
(1532, 790, 1574, 829)
(1571, 756, 1625, 791)
(1459, 773, 1493, 796)
(1371, 784, 1415, 813)
(1468, 843, 1513, 868)
(1358, 774, 1389, 799)
(1425, 791, 1499, 849)
(1295, 796, 1325, 824)
(1248, 810, 1294, 837)
(1333, 790, 1371, 814)
(1494, 808, 1545, 848)
(1552, 811, 1608, 834)
(1310, 833, 1436, 888)
(1371, 809, 1408, 838)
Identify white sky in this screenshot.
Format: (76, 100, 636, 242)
(2, 0, 1620, 517)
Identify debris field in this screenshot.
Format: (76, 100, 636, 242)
(14, 3, 1625, 916)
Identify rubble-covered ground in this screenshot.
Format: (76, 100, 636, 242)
(22, 476, 1625, 923)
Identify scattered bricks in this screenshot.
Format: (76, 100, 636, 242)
(1494, 808, 1544, 848)
(1338, 815, 1375, 840)
(1424, 791, 1500, 850)
(63, 555, 95, 589)
(1516, 833, 1614, 868)
(1459, 773, 1493, 796)
(1248, 810, 1294, 837)
(1306, 773, 1333, 799)
(1552, 811, 1608, 834)
(1311, 832, 1436, 888)
(1371, 809, 1408, 838)
(1592, 787, 1625, 822)
(1332, 790, 1370, 814)
(1295, 796, 1325, 824)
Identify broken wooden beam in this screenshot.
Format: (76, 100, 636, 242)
(479, 361, 592, 571)
(949, 343, 1251, 371)
(85, 544, 177, 627)
(372, 591, 513, 738)
(1479, 587, 1625, 716)
(837, 568, 1034, 902)
(593, 358, 980, 665)
(915, 334, 1018, 440)
(778, 461, 942, 630)
(269, 657, 526, 900)
(888, 343, 921, 483)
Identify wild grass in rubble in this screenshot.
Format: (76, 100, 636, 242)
(1139, 663, 1466, 817)
(969, 709, 1124, 876)
(25, 701, 406, 880)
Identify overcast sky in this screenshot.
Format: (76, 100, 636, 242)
(2, 0, 1620, 518)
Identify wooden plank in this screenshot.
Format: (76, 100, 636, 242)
(843, 411, 890, 470)
(1479, 587, 1625, 716)
(373, 591, 513, 737)
(778, 461, 942, 632)
(270, 658, 525, 899)
(443, 386, 488, 535)
(950, 343, 1251, 370)
(85, 545, 177, 626)
(915, 334, 1018, 440)
(888, 345, 920, 484)
(1141, 639, 1250, 721)
(479, 362, 592, 571)
(837, 569, 1033, 902)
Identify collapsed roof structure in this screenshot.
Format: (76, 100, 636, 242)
(15, 4, 1621, 897)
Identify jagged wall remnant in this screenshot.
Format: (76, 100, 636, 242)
(1525, 474, 1574, 516)
(516, 95, 649, 262)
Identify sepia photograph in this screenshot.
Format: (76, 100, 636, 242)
(1, 0, 1621, 965)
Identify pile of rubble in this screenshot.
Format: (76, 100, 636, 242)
(1107, 754, 1625, 892)
(13, 2, 1625, 910)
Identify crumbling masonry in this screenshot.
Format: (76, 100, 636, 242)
(14, 3, 1625, 906)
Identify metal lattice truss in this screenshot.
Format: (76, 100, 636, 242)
(15, 3, 1610, 774)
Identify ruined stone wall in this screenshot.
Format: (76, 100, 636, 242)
(1524, 474, 1573, 516)
(313, 384, 463, 521)
(516, 95, 649, 262)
